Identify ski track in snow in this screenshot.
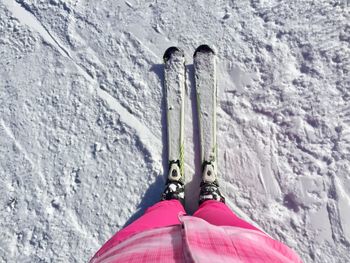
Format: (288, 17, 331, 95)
(1, 0, 350, 262)
(3, 0, 162, 165)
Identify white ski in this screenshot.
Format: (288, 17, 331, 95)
(193, 45, 217, 183)
(163, 47, 186, 182)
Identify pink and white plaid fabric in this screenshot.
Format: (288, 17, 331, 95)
(91, 215, 302, 263)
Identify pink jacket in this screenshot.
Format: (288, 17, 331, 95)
(91, 215, 302, 263)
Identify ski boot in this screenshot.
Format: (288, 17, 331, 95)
(199, 162, 225, 204)
(161, 161, 185, 206)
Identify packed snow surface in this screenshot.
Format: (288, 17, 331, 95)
(1, 0, 349, 262)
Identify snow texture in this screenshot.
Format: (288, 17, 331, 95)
(0, 0, 349, 262)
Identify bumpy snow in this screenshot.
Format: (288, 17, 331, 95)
(1, 0, 349, 262)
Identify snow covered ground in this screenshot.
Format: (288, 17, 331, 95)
(1, 0, 349, 262)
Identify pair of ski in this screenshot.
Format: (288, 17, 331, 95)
(163, 45, 217, 185)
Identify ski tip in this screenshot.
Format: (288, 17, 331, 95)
(163, 46, 184, 62)
(194, 45, 215, 57)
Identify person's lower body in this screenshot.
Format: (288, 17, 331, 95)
(93, 198, 260, 258)
(92, 162, 259, 259)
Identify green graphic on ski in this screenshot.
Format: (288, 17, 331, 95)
(194, 45, 217, 183)
(163, 47, 186, 182)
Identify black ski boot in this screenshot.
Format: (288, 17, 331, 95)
(199, 162, 225, 204)
(161, 161, 185, 206)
